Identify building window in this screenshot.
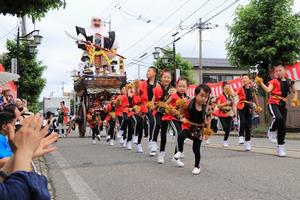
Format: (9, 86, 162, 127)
(203, 75, 218, 83)
(218, 75, 233, 82)
(203, 74, 234, 83)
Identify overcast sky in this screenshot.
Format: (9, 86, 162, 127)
(0, 0, 299, 99)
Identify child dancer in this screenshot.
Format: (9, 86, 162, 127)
(158, 76, 189, 164)
(87, 108, 101, 144)
(214, 82, 235, 147)
(173, 84, 212, 175)
(152, 69, 175, 160)
(256, 65, 299, 156)
(139, 66, 158, 155)
(236, 74, 260, 150)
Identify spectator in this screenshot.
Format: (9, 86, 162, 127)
(2, 89, 14, 105)
(57, 101, 69, 137)
(0, 115, 58, 199)
(21, 99, 29, 112)
(0, 112, 15, 168)
(3, 103, 23, 131)
(43, 111, 56, 136)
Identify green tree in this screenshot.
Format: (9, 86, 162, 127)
(0, 0, 66, 20)
(226, 0, 300, 79)
(153, 49, 195, 84)
(0, 40, 46, 112)
(226, 0, 300, 123)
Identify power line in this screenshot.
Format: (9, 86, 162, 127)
(126, 0, 212, 61)
(118, 5, 152, 23)
(122, 0, 194, 53)
(101, 0, 120, 17)
(104, 0, 129, 18)
(203, 0, 240, 24)
(0, 25, 18, 41)
(140, 0, 241, 59)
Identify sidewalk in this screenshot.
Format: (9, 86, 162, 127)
(214, 130, 300, 140)
(202, 135, 300, 159)
(32, 157, 55, 200)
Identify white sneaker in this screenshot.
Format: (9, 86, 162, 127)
(149, 142, 157, 156)
(174, 152, 182, 159)
(267, 130, 277, 143)
(109, 139, 114, 146)
(136, 144, 143, 153)
(172, 157, 184, 167)
(132, 136, 138, 144)
(92, 140, 96, 145)
(106, 135, 111, 142)
(119, 137, 124, 145)
(126, 141, 132, 150)
(277, 145, 286, 157)
(151, 142, 157, 152)
(245, 141, 251, 151)
(157, 152, 165, 164)
(203, 139, 211, 145)
(116, 130, 124, 139)
(148, 141, 153, 151)
(238, 136, 245, 144)
(180, 152, 185, 159)
(122, 141, 126, 148)
(223, 140, 229, 147)
(192, 167, 201, 175)
(96, 135, 101, 141)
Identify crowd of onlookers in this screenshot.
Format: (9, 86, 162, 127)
(0, 89, 57, 200)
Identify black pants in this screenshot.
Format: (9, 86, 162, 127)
(219, 117, 232, 141)
(144, 111, 155, 141)
(177, 129, 202, 168)
(118, 114, 129, 140)
(132, 114, 143, 144)
(92, 126, 100, 140)
(126, 116, 134, 142)
(268, 103, 287, 145)
(169, 120, 181, 153)
(238, 107, 252, 141)
(153, 112, 163, 143)
(107, 119, 116, 139)
(211, 118, 218, 133)
(143, 116, 148, 138)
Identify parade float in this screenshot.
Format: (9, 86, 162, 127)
(68, 17, 126, 137)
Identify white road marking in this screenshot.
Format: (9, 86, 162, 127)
(51, 151, 100, 200)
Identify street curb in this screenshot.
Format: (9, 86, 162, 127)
(213, 132, 300, 140)
(33, 157, 55, 200)
(202, 143, 300, 159)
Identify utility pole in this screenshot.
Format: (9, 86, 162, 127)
(61, 81, 65, 96)
(198, 18, 203, 84)
(109, 15, 112, 32)
(172, 32, 180, 83)
(196, 18, 218, 84)
(137, 63, 141, 79)
(137, 53, 148, 79)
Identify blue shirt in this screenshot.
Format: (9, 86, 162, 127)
(0, 134, 13, 159)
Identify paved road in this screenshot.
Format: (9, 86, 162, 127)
(45, 133, 300, 200)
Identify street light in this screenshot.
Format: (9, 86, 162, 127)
(152, 50, 160, 59)
(152, 46, 178, 84)
(161, 57, 168, 64)
(16, 27, 43, 97)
